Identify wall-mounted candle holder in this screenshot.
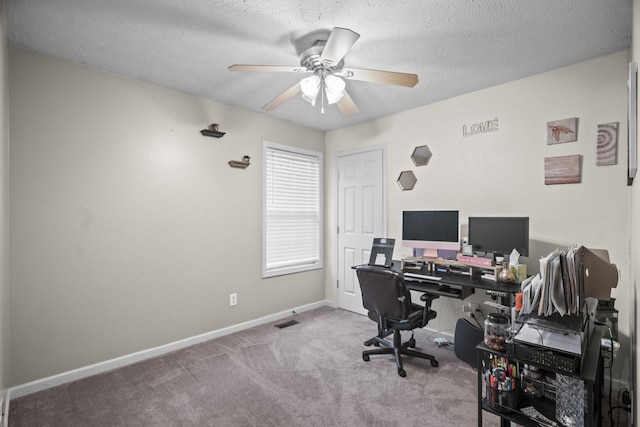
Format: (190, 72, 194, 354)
(229, 155, 250, 169)
(200, 123, 225, 138)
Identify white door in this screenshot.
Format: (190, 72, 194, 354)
(337, 148, 386, 314)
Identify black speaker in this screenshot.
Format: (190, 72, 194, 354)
(454, 318, 484, 368)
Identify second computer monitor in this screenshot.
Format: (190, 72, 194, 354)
(467, 216, 529, 258)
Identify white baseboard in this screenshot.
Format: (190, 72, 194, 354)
(8, 300, 330, 401)
(3, 389, 9, 427)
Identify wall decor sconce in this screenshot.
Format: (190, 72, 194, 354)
(397, 170, 417, 190)
(200, 123, 226, 138)
(229, 155, 251, 169)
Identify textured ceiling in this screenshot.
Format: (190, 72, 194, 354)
(6, 0, 633, 132)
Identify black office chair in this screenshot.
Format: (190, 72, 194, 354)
(356, 265, 439, 377)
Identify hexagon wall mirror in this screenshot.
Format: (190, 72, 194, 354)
(411, 145, 433, 166)
(397, 170, 417, 191)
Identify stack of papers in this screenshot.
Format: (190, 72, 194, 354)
(520, 246, 581, 317)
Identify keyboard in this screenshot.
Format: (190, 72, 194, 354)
(403, 272, 443, 282)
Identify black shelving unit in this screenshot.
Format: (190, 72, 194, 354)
(476, 325, 604, 427)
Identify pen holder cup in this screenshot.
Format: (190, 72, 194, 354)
(487, 380, 519, 413)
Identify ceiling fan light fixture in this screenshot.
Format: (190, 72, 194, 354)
(324, 75, 345, 104)
(230, 26, 418, 116)
(300, 75, 321, 106)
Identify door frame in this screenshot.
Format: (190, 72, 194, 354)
(334, 144, 388, 309)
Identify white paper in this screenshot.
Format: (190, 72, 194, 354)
(375, 253, 386, 265)
(509, 248, 520, 266)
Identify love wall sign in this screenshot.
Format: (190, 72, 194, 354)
(462, 118, 499, 137)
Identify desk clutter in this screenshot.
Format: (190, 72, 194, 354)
(519, 363, 587, 426)
(518, 245, 618, 317)
(400, 254, 525, 283)
(513, 245, 618, 373)
(483, 355, 520, 413)
(479, 335, 601, 427)
(484, 313, 511, 351)
(475, 244, 618, 427)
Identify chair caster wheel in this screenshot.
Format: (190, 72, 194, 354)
(363, 354, 370, 362)
(398, 368, 406, 377)
(431, 360, 439, 367)
(408, 338, 416, 348)
(373, 341, 380, 347)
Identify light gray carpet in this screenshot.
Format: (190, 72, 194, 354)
(9, 306, 500, 426)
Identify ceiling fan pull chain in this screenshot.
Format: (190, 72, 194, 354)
(320, 75, 326, 114)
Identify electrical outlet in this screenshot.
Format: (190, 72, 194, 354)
(463, 302, 480, 313)
(229, 293, 237, 306)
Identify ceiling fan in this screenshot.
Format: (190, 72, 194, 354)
(228, 27, 419, 116)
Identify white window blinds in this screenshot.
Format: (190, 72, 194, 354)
(263, 142, 323, 277)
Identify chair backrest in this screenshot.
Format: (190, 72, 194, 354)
(356, 265, 412, 320)
(454, 318, 484, 368)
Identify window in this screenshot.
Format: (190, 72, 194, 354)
(263, 141, 323, 277)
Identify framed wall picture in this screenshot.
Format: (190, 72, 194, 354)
(544, 155, 582, 185)
(547, 117, 578, 145)
(597, 122, 619, 166)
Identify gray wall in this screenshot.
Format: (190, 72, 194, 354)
(8, 48, 326, 386)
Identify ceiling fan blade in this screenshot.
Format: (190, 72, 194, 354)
(262, 82, 301, 111)
(336, 90, 359, 116)
(320, 27, 360, 67)
(228, 64, 309, 74)
(339, 67, 419, 88)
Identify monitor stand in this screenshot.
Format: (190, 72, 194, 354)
(437, 249, 458, 260)
(413, 248, 438, 258)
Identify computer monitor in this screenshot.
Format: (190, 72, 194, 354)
(402, 210, 460, 258)
(467, 216, 529, 259)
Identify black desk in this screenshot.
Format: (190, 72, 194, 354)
(388, 261, 521, 304)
